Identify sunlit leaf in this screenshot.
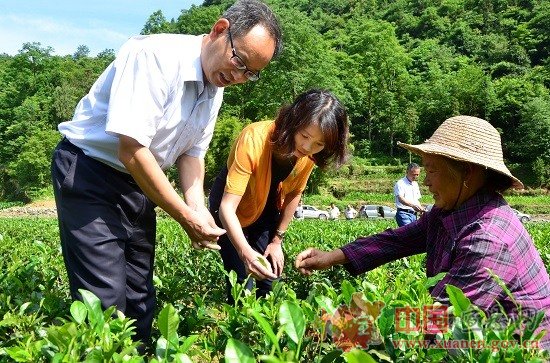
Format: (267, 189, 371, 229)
(225, 338, 255, 363)
(279, 301, 306, 345)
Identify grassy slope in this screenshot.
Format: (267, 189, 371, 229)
(1, 158, 548, 215)
(305, 158, 550, 215)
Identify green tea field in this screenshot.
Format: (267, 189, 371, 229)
(1, 217, 549, 362)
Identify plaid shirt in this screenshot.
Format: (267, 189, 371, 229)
(341, 191, 550, 349)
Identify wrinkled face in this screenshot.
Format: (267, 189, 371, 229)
(422, 154, 462, 210)
(407, 167, 421, 181)
(202, 23, 276, 87)
(293, 124, 325, 158)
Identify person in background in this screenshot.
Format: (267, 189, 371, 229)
(328, 202, 341, 220)
(51, 0, 282, 346)
(295, 115, 550, 351)
(394, 162, 425, 226)
(209, 89, 349, 303)
(294, 199, 304, 220)
(344, 204, 357, 220)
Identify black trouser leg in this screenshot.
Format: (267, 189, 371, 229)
(51, 139, 156, 344)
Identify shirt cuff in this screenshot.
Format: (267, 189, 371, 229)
(341, 243, 364, 276)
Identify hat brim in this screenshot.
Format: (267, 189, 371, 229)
(397, 141, 524, 189)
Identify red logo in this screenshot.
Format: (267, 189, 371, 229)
(395, 304, 449, 334)
(321, 293, 385, 351)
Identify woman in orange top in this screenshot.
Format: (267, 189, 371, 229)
(209, 89, 349, 302)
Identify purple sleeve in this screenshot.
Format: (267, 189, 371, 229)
(341, 216, 428, 275)
(430, 231, 512, 309)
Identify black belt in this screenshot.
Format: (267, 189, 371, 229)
(397, 208, 416, 214)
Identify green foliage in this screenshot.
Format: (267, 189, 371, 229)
(0, 42, 112, 201)
(1, 217, 550, 361)
(150, 304, 201, 362)
(0, 0, 549, 199)
(205, 115, 250, 186)
(4, 290, 141, 362)
(174, 5, 223, 35)
(141, 10, 176, 35)
(8, 130, 61, 200)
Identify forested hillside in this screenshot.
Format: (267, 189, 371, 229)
(1, 0, 549, 201)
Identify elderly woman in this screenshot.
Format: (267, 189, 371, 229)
(295, 115, 550, 350)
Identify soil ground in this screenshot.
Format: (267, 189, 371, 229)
(1, 199, 549, 222)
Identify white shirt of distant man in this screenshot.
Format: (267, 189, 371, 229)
(394, 163, 422, 227)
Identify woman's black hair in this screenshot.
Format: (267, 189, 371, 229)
(270, 89, 349, 169)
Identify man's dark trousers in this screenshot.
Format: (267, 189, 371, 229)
(51, 138, 157, 344)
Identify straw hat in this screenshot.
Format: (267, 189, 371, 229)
(397, 115, 523, 189)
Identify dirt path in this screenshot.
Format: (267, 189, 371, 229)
(1, 200, 549, 222)
(0, 200, 57, 217)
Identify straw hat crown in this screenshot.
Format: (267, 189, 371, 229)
(397, 115, 523, 189)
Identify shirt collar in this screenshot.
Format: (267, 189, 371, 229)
(183, 35, 221, 98)
(438, 190, 495, 240)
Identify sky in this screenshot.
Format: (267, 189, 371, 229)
(0, 0, 203, 57)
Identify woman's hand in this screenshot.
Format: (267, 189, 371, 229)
(241, 248, 278, 280)
(295, 248, 346, 275)
(264, 241, 284, 277)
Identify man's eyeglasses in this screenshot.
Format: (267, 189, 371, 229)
(228, 28, 260, 81)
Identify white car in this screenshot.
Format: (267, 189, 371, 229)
(300, 205, 329, 220)
(512, 208, 531, 223)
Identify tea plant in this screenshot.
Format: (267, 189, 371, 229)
(1, 217, 549, 362)
(4, 289, 140, 362)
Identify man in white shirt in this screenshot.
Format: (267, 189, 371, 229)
(50, 0, 282, 346)
(394, 163, 425, 227)
(329, 203, 341, 220)
(344, 205, 357, 220)
(294, 199, 304, 220)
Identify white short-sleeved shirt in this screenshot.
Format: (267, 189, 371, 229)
(58, 34, 224, 172)
(394, 176, 421, 211)
(345, 208, 357, 219)
(329, 206, 340, 220)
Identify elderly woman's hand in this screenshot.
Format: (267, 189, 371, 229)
(295, 248, 347, 275)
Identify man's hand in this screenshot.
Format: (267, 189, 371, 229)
(180, 209, 225, 250)
(264, 241, 284, 277)
(241, 248, 277, 280)
(295, 248, 343, 276)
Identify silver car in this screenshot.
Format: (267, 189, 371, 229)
(300, 205, 329, 220)
(359, 205, 396, 219)
(512, 208, 531, 223)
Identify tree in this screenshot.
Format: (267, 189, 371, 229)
(488, 76, 542, 147)
(523, 0, 550, 65)
(222, 6, 348, 122)
(97, 49, 115, 60)
(339, 17, 413, 156)
(7, 129, 60, 200)
(73, 45, 90, 60)
(204, 115, 249, 185)
(174, 5, 223, 35)
(141, 10, 175, 34)
(514, 96, 550, 162)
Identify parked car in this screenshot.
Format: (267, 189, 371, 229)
(512, 208, 531, 223)
(358, 205, 397, 219)
(300, 205, 329, 220)
(359, 205, 380, 218)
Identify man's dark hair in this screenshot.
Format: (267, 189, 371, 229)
(223, 0, 283, 58)
(407, 163, 420, 172)
(271, 89, 349, 169)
